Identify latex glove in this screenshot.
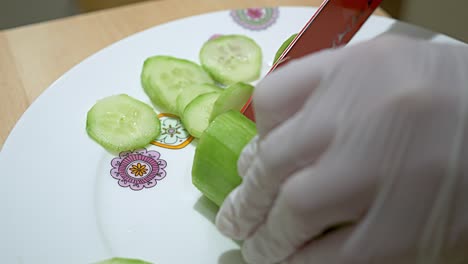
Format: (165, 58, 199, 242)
(215, 35, 468, 264)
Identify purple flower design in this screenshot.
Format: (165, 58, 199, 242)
(110, 148, 167, 191)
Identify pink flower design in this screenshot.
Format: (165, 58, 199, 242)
(246, 8, 264, 20)
(230, 7, 279, 31)
(110, 148, 167, 191)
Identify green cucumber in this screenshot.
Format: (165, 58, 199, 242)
(94, 257, 152, 264)
(209, 82, 254, 122)
(141, 55, 214, 115)
(192, 110, 257, 206)
(86, 94, 160, 153)
(182, 92, 221, 138)
(176, 83, 223, 115)
(199, 34, 262, 85)
(273, 33, 298, 64)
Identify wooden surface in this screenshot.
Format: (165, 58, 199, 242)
(0, 0, 389, 148)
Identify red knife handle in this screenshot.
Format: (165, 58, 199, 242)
(241, 0, 382, 122)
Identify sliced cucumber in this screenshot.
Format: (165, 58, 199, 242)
(181, 92, 220, 138)
(209, 82, 254, 122)
(192, 110, 257, 206)
(176, 83, 223, 115)
(94, 258, 152, 264)
(199, 34, 262, 85)
(141, 55, 214, 115)
(273, 33, 298, 64)
(86, 94, 160, 153)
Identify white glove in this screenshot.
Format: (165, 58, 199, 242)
(215, 35, 468, 264)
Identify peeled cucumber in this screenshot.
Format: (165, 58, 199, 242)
(200, 35, 262, 85)
(181, 82, 254, 138)
(182, 92, 221, 138)
(209, 82, 254, 122)
(141, 55, 214, 114)
(176, 83, 222, 115)
(192, 110, 257, 206)
(86, 94, 160, 153)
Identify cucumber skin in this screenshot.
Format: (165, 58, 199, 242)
(199, 35, 262, 86)
(141, 55, 214, 115)
(273, 33, 298, 64)
(192, 110, 257, 207)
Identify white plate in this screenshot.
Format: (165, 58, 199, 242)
(0, 6, 465, 264)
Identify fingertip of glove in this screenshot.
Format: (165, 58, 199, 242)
(215, 189, 246, 241)
(242, 240, 272, 264)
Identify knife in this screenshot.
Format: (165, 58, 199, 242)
(241, 0, 383, 121)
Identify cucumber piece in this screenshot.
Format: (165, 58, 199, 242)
(192, 110, 257, 207)
(199, 34, 262, 85)
(141, 55, 214, 115)
(209, 82, 254, 122)
(181, 92, 220, 138)
(94, 258, 152, 264)
(176, 83, 223, 115)
(86, 94, 160, 153)
(273, 33, 298, 64)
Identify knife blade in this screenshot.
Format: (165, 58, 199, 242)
(241, 0, 383, 121)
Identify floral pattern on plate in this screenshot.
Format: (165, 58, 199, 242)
(152, 113, 193, 149)
(230, 7, 279, 31)
(110, 148, 167, 191)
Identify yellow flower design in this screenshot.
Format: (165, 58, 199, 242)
(129, 163, 148, 177)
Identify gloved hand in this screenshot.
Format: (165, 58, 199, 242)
(215, 35, 468, 264)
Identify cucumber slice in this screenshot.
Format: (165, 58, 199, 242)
(94, 258, 152, 264)
(200, 34, 262, 85)
(141, 55, 214, 115)
(209, 82, 254, 122)
(181, 92, 220, 138)
(86, 94, 160, 153)
(273, 33, 298, 64)
(176, 83, 223, 115)
(192, 110, 257, 206)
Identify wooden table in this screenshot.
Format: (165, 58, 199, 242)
(0, 0, 389, 148)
